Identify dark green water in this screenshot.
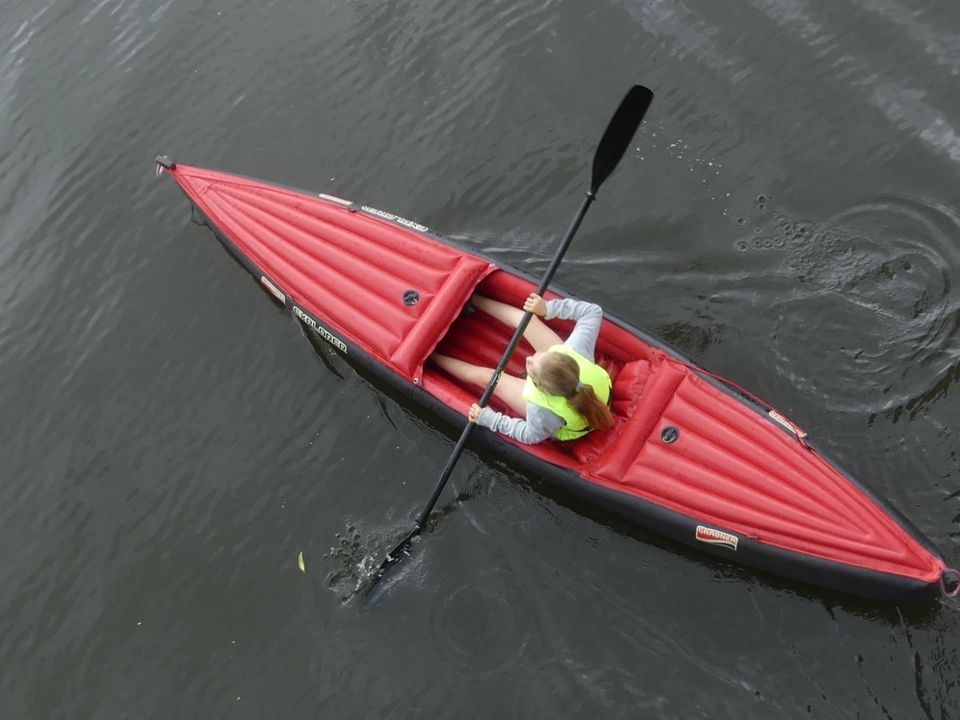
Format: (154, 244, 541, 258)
(1, 0, 958, 717)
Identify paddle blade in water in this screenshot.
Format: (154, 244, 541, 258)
(373, 527, 418, 578)
(590, 85, 654, 194)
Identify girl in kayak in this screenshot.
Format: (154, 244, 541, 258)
(430, 293, 614, 444)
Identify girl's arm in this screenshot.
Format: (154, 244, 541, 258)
(544, 298, 603, 359)
(477, 404, 564, 444)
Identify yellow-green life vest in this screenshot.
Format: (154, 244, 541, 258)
(522, 345, 612, 441)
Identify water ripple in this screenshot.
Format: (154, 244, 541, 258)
(771, 195, 960, 418)
(746, 0, 960, 168)
(428, 569, 530, 674)
(848, 0, 960, 77)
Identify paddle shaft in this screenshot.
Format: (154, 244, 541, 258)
(376, 85, 652, 574)
(409, 191, 596, 531)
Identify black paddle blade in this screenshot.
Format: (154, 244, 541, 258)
(369, 525, 420, 584)
(359, 536, 416, 611)
(590, 85, 654, 194)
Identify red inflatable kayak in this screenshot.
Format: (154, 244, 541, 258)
(155, 157, 959, 603)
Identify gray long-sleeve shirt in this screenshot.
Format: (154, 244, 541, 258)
(476, 298, 603, 444)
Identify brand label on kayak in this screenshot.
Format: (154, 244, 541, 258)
(292, 306, 348, 354)
(768, 410, 807, 438)
(260, 276, 286, 304)
(360, 206, 429, 233)
(695, 525, 739, 551)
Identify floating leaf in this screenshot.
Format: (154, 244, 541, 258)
(297, 551, 305, 573)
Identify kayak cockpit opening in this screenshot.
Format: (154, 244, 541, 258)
(422, 269, 663, 470)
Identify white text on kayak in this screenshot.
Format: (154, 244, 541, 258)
(293, 306, 348, 354)
(361, 206, 429, 233)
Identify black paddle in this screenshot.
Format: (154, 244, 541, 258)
(369, 85, 654, 592)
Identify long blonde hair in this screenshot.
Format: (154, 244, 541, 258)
(536, 352, 614, 430)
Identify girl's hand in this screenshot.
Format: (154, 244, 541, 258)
(468, 403, 482, 423)
(523, 293, 547, 317)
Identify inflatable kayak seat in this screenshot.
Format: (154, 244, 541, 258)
(579, 358, 686, 479)
(570, 358, 652, 464)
